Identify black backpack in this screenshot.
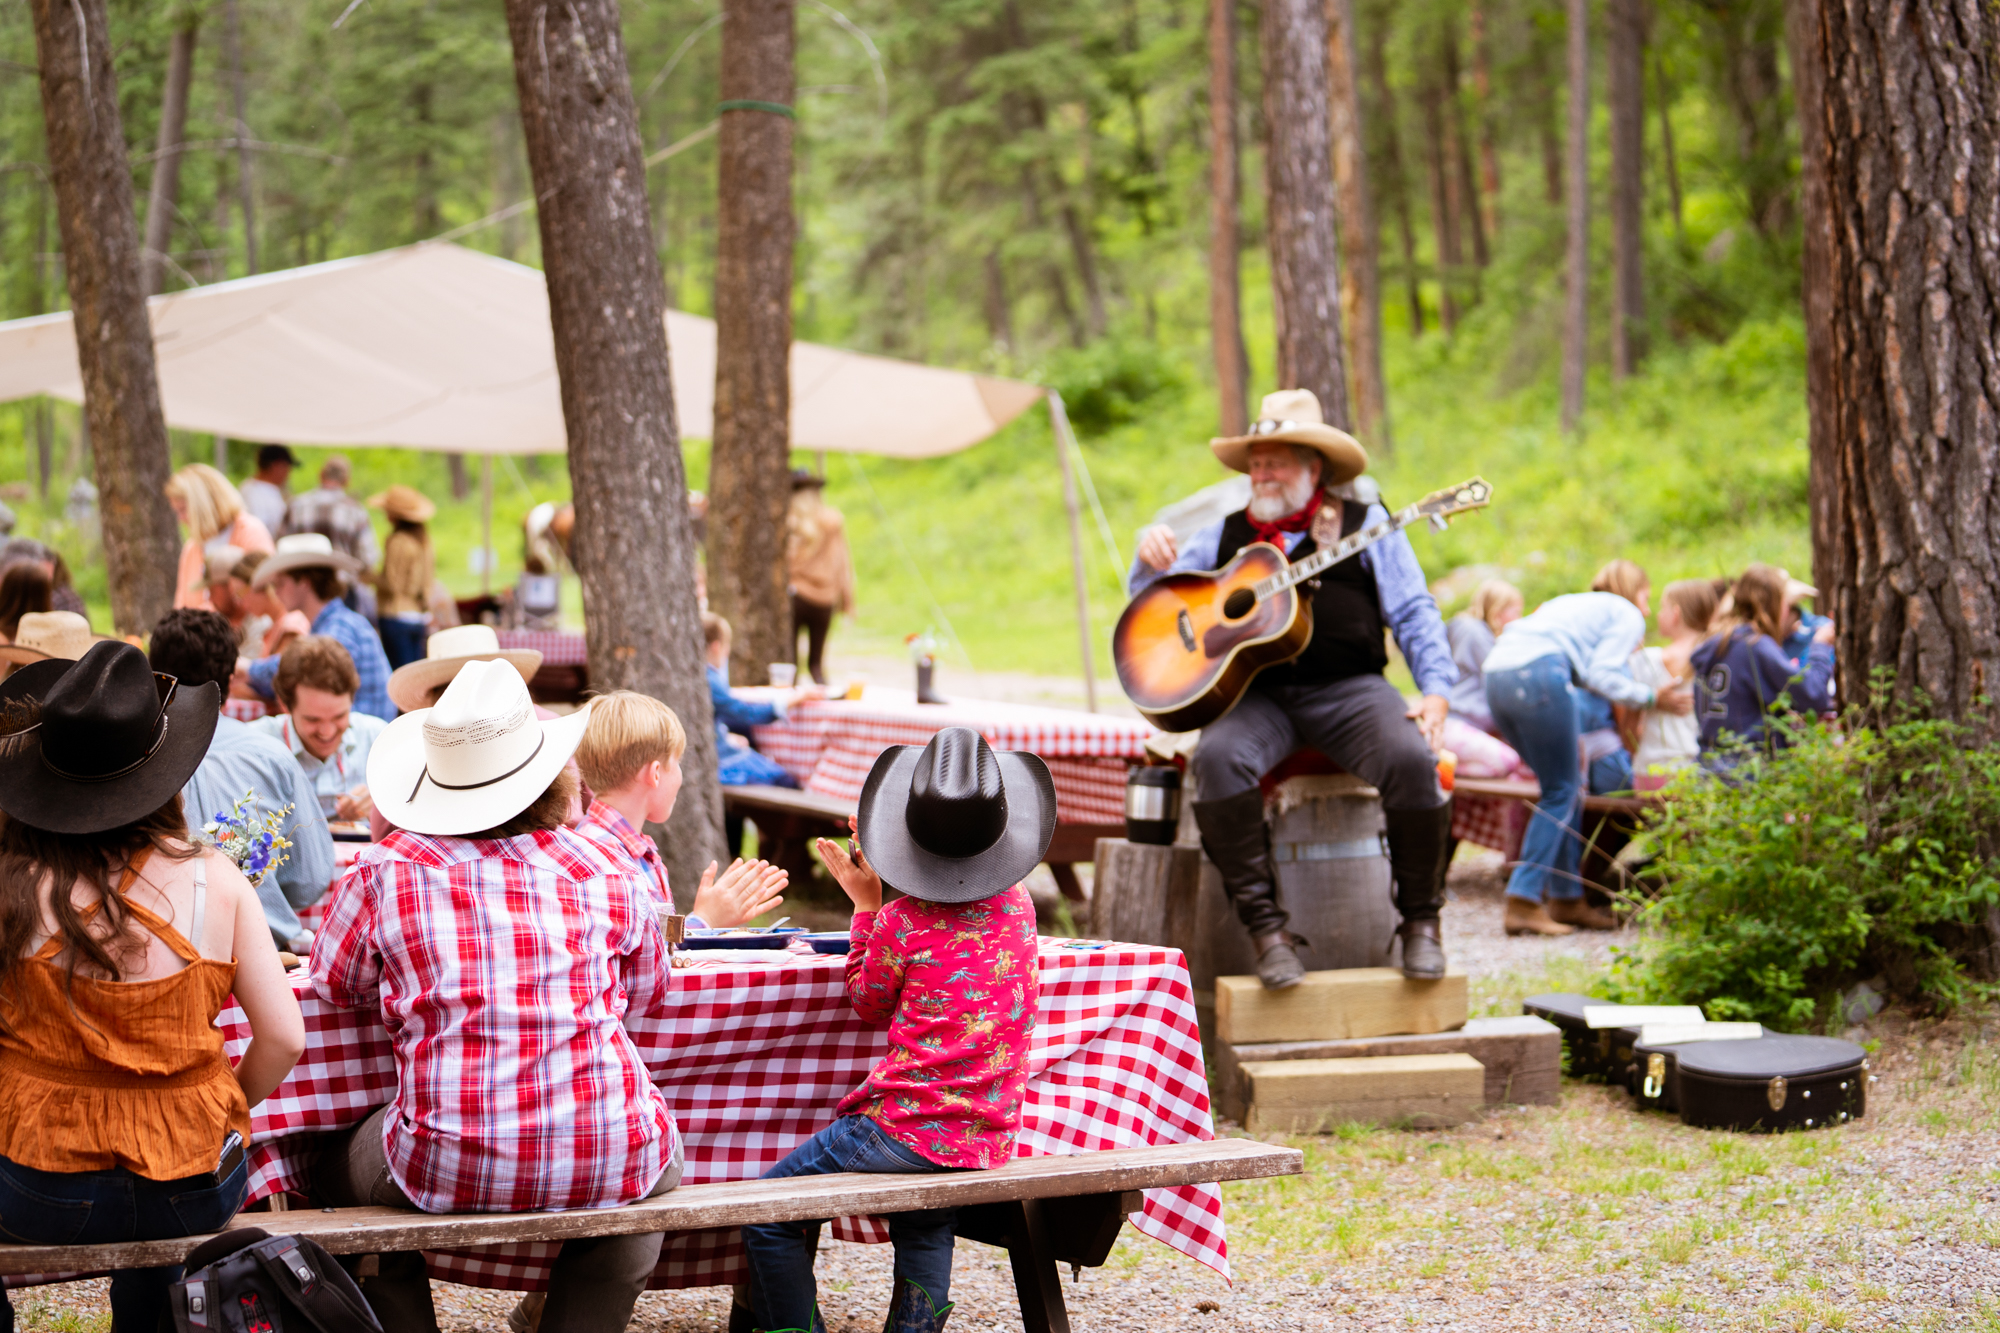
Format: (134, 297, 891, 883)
(169, 1227, 383, 1333)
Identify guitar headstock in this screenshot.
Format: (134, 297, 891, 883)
(1415, 477, 1492, 532)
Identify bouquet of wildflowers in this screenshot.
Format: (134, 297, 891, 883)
(198, 791, 294, 887)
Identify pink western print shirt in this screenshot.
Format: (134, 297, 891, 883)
(835, 885, 1040, 1169)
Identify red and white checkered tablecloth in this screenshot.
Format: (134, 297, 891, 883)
(210, 940, 1225, 1291)
(223, 698, 272, 723)
(752, 690, 1155, 825)
(495, 629, 589, 666)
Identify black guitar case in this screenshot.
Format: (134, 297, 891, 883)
(1628, 1027, 1769, 1113)
(1521, 993, 1642, 1084)
(1669, 1034, 1868, 1132)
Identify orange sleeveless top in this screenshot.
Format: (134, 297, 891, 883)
(0, 852, 251, 1180)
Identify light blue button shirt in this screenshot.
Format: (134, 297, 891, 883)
(251, 711, 388, 817)
(1126, 506, 1458, 697)
(1481, 592, 1652, 707)
(181, 716, 338, 947)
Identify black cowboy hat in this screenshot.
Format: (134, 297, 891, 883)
(856, 727, 1056, 904)
(0, 640, 218, 835)
(789, 468, 827, 491)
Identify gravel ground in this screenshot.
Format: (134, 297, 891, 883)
(13, 850, 1996, 1332)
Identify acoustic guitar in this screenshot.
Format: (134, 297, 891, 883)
(1112, 478, 1493, 731)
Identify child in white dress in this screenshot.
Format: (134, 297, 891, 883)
(1628, 579, 1721, 789)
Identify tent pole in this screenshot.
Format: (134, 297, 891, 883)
(481, 454, 494, 596)
(1048, 392, 1097, 713)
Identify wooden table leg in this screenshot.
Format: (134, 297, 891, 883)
(1047, 862, 1086, 903)
(1006, 1198, 1072, 1333)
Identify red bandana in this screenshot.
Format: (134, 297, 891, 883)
(1247, 488, 1326, 546)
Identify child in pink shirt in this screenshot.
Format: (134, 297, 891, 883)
(740, 727, 1053, 1333)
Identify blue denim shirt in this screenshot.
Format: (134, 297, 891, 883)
(1125, 505, 1457, 697)
(247, 598, 395, 721)
(1482, 592, 1652, 708)
(181, 716, 337, 947)
(707, 664, 785, 754)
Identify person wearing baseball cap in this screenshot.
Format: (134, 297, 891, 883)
(310, 662, 679, 1332)
(238, 443, 300, 534)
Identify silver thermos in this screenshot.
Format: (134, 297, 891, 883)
(1124, 765, 1182, 845)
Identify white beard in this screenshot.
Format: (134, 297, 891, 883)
(1246, 472, 1318, 522)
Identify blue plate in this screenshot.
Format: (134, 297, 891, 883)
(801, 932, 851, 955)
(683, 927, 807, 950)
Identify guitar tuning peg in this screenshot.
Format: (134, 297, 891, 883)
(1428, 514, 1450, 532)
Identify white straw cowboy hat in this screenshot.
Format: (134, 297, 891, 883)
(388, 623, 543, 714)
(1209, 389, 1369, 484)
(251, 533, 365, 588)
(0, 611, 101, 666)
(368, 657, 593, 836)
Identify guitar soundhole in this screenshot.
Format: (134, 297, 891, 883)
(1222, 588, 1256, 620)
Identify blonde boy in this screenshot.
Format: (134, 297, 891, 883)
(575, 690, 786, 929)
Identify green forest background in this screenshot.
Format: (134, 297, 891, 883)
(0, 0, 1810, 680)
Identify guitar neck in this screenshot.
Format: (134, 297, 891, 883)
(1251, 503, 1424, 598)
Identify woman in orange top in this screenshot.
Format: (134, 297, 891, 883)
(0, 642, 305, 1332)
(166, 463, 275, 610)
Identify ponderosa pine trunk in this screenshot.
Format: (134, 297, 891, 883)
(222, 0, 256, 272)
(1209, 0, 1250, 437)
(708, 0, 795, 690)
(1786, 0, 1836, 609)
(1608, 0, 1647, 380)
(1560, 0, 1590, 434)
(1795, 0, 2000, 720)
(1261, 0, 1351, 426)
(501, 0, 727, 889)
(141, 16, 197, 296)
(1442, 27, 1487, 272)
(1468, 0, 1501, 240)
(1362, 6, 1425, 336)
(1420, 66, 1460, 335)
(1326, 0, 1389, 451)
(30, 0, 181, 636)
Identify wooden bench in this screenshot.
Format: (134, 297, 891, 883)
(1452, 776, 1662, 893)
(722, 784, 1121, 904)
(0, 1139, 1300, 1333)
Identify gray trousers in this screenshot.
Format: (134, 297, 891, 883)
(1191, 675, 1447, 812)
(314, 1105, 684, 1333)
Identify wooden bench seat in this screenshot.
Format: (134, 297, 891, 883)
(1452, 776, 1661, 894)
(722, 784, 1121, 904)
(0, 1139, 1300, 1332)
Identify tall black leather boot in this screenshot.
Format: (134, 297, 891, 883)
(1384, 802, 1453, 980)
(1192, 790, 1304, 989)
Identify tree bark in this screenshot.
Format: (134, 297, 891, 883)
(1560, 0, 1590, 434)
(1261, 0, 1350, 425)
(1786, 0, 1834, 618)
(222, 0, 256, 273)
(1655, 49, 1685, 244)
(1607, 0, 1646, 380)
(708, 0, 796, 690)
(501, 0, 727, 886)
(1533, 31, 1564, 205)
(1420, 66, 1460, 335)
(1362, 8, 1424, 336)
(1796, 0, 2000, 720)
(30, 0, 181, 636)
(141, 17, 198, 296)
(1325, 0, 1389, 450)
(1208, 0, 1249, 437)
(1442, 26, 1488, 272)
(1468, 0, 1501, 240)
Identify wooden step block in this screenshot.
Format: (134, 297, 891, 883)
(1214, 967, 1468, 1045)
(1212, 1015, 1563, 1123)
(1241, 1053, 1485, 1133)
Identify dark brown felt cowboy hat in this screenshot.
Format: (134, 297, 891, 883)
(856, 727, 1056, 904)
(0, 641, 219, 835)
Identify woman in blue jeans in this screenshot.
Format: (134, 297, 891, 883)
(1480, 562, 1691, 936)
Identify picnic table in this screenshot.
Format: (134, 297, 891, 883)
(1452, 775, 1663, 893)
(495, 628, 591, 703)
(174, 937, 1228, 1293)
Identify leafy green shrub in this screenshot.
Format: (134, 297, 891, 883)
(1611, 693, 2000, 1028)
(1046, 338, 1186, 436)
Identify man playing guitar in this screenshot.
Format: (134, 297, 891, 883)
(1129, 390, 1457, 989)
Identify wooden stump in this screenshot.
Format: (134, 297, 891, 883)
(1089, 838, 1202, 947)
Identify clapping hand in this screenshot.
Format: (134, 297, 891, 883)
(816, 817, 883, 914)
(690, 856, 788, 928)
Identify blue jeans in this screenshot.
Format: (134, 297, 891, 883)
(740, 1116, 957, 1331)
(378, 615, 429, 671)
(0, 1148, 248, 1333)
(1486, 654, 1586, 903)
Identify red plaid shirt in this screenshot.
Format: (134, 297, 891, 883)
(836, 886, 1039, 1168)
(312, 826, 678, 1214)
(576, 800, 672, 910)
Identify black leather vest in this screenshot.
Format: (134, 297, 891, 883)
(1216, 499, 1388, 689)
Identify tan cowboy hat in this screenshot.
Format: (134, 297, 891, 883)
(368, 658, 592, 836)
(369, 484, 437, 524)
(205, 544, 247, 585)
(1209, 389, 1369, 483)
(0, 611, 99, 665)
(388, 623, 542, 714)
(251, 533, 365, 588)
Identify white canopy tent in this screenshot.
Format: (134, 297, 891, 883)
(0, 244, 1115, 704)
